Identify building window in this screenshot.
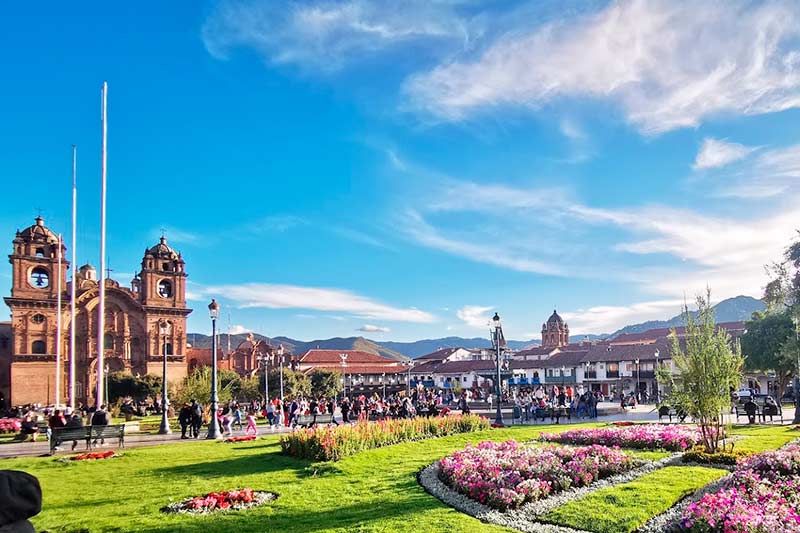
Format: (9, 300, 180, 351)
(31, 340, 46, 354)
(104, 333, 114, 350)
(162, 262, 172, 272)
(0, 337, 8, 349)
(29, 267, 50, 288)
(31, 314, 46, 325)
(163, 343, 174, 356)
(157, 279, 173, 298)
(35, 247, 45, 257)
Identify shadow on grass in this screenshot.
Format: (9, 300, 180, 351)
(134, 489, 445, 533)
(153, 450, 310, 479)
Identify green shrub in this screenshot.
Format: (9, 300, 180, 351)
(682, 446, 748, 465)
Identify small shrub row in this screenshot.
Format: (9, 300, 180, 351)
(681, 446, 748, 466)
(280, 414, 489, 461)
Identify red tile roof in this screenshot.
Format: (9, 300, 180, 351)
(610, 321, 745, 345)
(301, 363, 405, 375)
(417, 347, 462, 361)
(299, 349, 394, 365)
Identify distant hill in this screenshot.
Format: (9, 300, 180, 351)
(609, 295, 764, 338)
(187, 333, 408, 362)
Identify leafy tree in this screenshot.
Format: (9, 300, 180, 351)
(658, 292, 744, 453)
(309, 369, 343, 398)
(108, 372, 161, 402)
(261, 368, 310, 400)
(741, 311, 796, 399)
(764, 230, 800, 311)
(236, 375, 262, 401)
(173, 367, 233, 408)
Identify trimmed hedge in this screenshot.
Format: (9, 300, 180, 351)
(681, 446, 748, 465)
(280, 414, 489, 461)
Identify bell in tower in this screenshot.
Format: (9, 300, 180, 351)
(137, 236, 187, 308)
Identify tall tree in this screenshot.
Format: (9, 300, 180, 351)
(658, 292, 744, 453)
(741, 311, 796, 399)
(309, 369, 343, 398)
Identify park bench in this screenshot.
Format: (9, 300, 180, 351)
(49, 424, 125, 454)
(657, 405, 688, 423)
(294, 413, 335, 428)
(735, 402, 783, 424)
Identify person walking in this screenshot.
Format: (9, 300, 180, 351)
(190, 399, 203, 438)
(178, 403, 192, 439)
(245, 411, 258, 435)
(233, 405, 244, 431)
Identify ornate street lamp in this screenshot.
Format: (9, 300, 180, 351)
(491, 313, 504, 426)
(158, 320, 171, 435)
(340, 353, 348, 399)
(206, 299, 221, 439)
(793, 317, 800, 425)
(257, 351, 270, 405)
(277, 344, 285, 426)
(654, 349, 660, 404)
(381, 373, 386, 401)
(635, 357, 641, 403)
(403, 360, 415, 396)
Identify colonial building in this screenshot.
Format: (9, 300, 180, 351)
(1, 217, 192, 406)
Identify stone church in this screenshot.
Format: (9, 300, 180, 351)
(541, 309, 570, 348)
(0, 216, 191, 407)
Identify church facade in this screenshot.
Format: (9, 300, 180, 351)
(0, 216, 191, 406)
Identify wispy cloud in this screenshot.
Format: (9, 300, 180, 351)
(357, 324, 391, 333)
(405, 0, 800, 134)
(456, 305, 493, 329)
(561, 299, 685, 333)
(202, 0, 473, 71)
(156, 226, 200, 245)
(330, 226, 393, 250)
(197, 282, 436, 323)
(693, 138, 756, 170)
(229, 324, 250, 335)
(251, 215, 308, 234)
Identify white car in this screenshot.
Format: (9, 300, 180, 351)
(733, 389, 753, 402)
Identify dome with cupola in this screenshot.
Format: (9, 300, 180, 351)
(16, 216, 59, 244)
(145, 236, 180, 260)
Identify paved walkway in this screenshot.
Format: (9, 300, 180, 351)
(1, 404, 795, 460)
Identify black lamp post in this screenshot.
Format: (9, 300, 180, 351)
(404, 360, 415, 396)
(381, 373, 386, 401)
(206, 299, 221, 439)
(635, 358, 640, 403)
(491, 313, 504, 426)
(654, 349, 660, 404)
(158, 320, 171, 435)
(340, 353, 348, 400)
(793, 317, 800, 425)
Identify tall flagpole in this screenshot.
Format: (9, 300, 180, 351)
(69, 145, 77, 410)
(55, 234, 63, 408)
(96, 82, 108, 408)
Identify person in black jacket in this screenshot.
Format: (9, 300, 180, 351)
(0, 470, 41, 533)
(190, 400, 203, 438)
(178, 403, 192, 439)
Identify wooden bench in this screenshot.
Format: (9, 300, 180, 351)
(735, 404, 783, 424)
(50, 426, 91, 453)
(657, 405, 687, 423)
(90, 424, 125, 448)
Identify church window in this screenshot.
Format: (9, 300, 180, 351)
(35, 247, 45, 257)
(0, 337, 8, 349)
(29, 267, 49, 288)
(104, 333, 115, 350)
(31, 340, 46, 354)
(162, 262, 172, 272)
(163, 342, 174, 356)
(31, 314, 46, 325)
(157, 279, 172, 298)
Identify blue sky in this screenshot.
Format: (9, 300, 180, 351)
(1, 0, 799, 341)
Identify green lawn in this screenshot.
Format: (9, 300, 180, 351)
(540, 466, 728, 533)
(3, 422, 794, 532)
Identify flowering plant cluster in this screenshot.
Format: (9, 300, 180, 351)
(439, 440, 636, 510)
(680, 445, 800, 532)
(161, 489, 276, 514)
(540, 424, 701, 451)
(224, 435, 256, 443)
(612, 421, 636, 426)
(71, 451, 117, 461)
(281, 414, 489, 461)
(0, 418, 21, 434)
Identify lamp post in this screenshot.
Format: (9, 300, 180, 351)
(158, 320, 171, 435)
(404, 360, 415, 396)
(257, 352, 270, 405)
(206, 299, 221, 440)
(654, 349, 660, 404)
(793, 317, 800, 425)
(561, 365, 566, 388)
(491, 313, 504, 426)
(635, 358, 640, 404)
(340, 353, 348, 400)
(381, 373, 386, 401)
(104, 364, 109, 407)
(277, 344, 285, 427)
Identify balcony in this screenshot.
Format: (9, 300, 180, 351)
(637, 370, 655, 379)
(584, 371, 597, 380)
(606, 371, 620, 379)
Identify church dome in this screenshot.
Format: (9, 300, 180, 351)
(17, 216, 58, 244)
(145, 236, 178, 259)
(547, 309, 565, 326)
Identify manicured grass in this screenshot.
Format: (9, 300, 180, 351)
(4, 423, 592, 533)
(541, 466, 728, 533)
(3, 422, 793, 532)
(727, 424, 798, 454)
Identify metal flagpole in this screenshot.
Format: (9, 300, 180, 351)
(55, 234, 63, 408)
(69, 145, 77, 410)
(96, 82, 108, 408)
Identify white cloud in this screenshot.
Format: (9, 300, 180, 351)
(693, 138, 755, 170)
(228, 324, 250, 335)
(559, 117, 586, 141)
(561, 299, 685, 333)
(357, 324, 391, 333)
(405, 0, 800, 134)
(716, 143, 800, 198)
(457, 305, 493, 328)
(157, 226, 199, 244)
(202, 0, 472, 71)
(199, 282, 436, 323)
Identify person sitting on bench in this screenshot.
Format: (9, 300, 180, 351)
(743, 398, 758, 424)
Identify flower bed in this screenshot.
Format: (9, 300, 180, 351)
(161, 488, 277, 515)
(679, 445, 800, 532)
(280, 414, 489, 461)
(0, 418, 21, 434)
(438, 440, 636, 510)
(224, 435, 256, 443)
(540, 424, 701, 451)
(71, 451, 118, 461)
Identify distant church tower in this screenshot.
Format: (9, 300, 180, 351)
(541, 310, 569, 348)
